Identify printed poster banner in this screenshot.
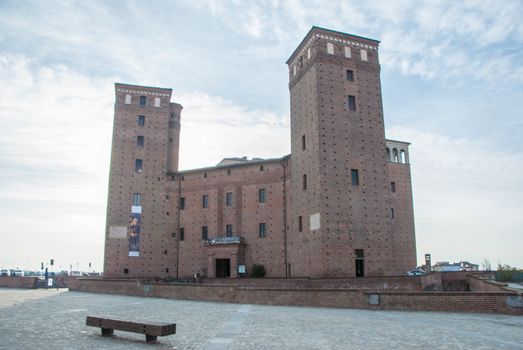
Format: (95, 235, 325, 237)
(128, 206, 141, 257)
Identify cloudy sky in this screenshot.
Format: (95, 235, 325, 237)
(1, 0, 522, 272)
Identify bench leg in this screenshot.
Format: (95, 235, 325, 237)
(101, 328, 114, 337)
(145, 334, 158, 344)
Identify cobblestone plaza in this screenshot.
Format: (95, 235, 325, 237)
(0, 288, 522, 349)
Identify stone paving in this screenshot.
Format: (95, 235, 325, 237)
(0, 288, 522, 349)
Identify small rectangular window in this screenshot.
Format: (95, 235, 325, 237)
(138, 115, 145, 126)
(355, 249, 364, 259)
(348, 95, 356, 111)
(202, 195, 209, 209)
(327, 42, 334, 55)
(179, 227, 184, 241)
(259, 188, 266, 203)
(293, 65, 297, 76)
(351, 169, 359, 186)
(307, 47, 311, 59)
(226, 224, 233, 237)
(135, 159, 143, 172)
(303, 174, 307, 190)
(227, 169, 231, 175)
(390, 182, 396, 192)
(202, 226, 208, 240)
(154, 97, 161, 107)
(391, 208, 395, 219)
(346, 70, 354, 81)
(226, 192, 233, 207)
(260, 165, 264, 171)
(125, 95, 132, 104)
(139, 96, 147, 106)
(137, 136, 144, 148)
(302, 135, 306, 150)
(361, 49, 368, 61)
(132, 193, 141, 206)
(344, 46, 351, 58)
(259, 223, 266, 238)
(298, 216, 303, 232)
(180, 197, 185, 210)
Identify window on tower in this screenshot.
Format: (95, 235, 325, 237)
(180, 197, 185, 210)
(303, 174, 307, 190)
(259, 188, 266, 203)
(390, 182, 396, 192)
(139, 96, 147, 106)
(259, 223, 266, 238)
(226, 224, 233, 237)
(154, 97, 161, 107)
(202, 195, 209, 209)
(327, 42, 334, 55)
(138, 115, 145, 126)
(360, 49, 368, 61)
(351, 169, 359, 186)
(344, 46, 351, 58)
(137, 136, 144, 148)
(202, 226, 208, 240)
(179, 227, 185, 241)
(132, 193, 141, 206)
(226, 192, 233, 207)
(135, 159, 143, 172)
(346, 70, 354, 81)
(302, 135, 306, 150)
(125, 95, 132, 104)
(348, 95, 356, 111)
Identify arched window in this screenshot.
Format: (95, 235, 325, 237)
(393, 149, 399, 163)
(327, 42, 334, 55)
(139, 96, 147, 106)
(400, 149, 407, 164)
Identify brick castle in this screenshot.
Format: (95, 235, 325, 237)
(104, 26, 416, 279)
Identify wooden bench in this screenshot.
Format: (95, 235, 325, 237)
(86, 315, 176, 344)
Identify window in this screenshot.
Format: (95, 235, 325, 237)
(346, 70, 354, 81)
(135, 159, 143, 172)
(307, 47, 311, 59)
(180, 197, 185, 210)
(137, 136, 144, 148)
(154, 97, 161, 107)
(125, 95, 131, 104)
(202, 226, 208, 240)
(391, 208, 395, 219)
(226, 192, 233, 207)
(227, 169, 231, 175)
(351, 169, 359, 186)
(179, 227, 184, 241)
(327, 42, 334, 55)
(302, 135, 306, 150)
(124, 268, 129, 274)
(202, 195, 209, 209)
(303, 174, 307, 190)
(260, 165, 264, 171)
(348, 95, 356, 111)
(258, 188, 266, 203)
(355, 249, 364, 277)
(293, 65, 297, 76)
(344, 46, 351, 58)
(204, 172, 207, 178)
(298, 216, 303, 232)
(390, 182, 396, 193)
(139, 96, 147, 106)
(138, 115, 145, 126)
(259, 223, 266, 238)
(360, 49, 368, 61)
(132, 193, 141, 206)
(226, 224, 233, 237)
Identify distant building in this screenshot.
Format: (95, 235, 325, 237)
(103, 26, 417, 279)
(433, 261, 479, 272)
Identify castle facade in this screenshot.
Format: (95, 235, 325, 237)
(104, 27, 416, 279)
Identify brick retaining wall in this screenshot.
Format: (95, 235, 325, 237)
(0, 276, 38, 289)
(69, 278, 523, 314)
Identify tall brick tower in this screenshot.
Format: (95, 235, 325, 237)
(104, 83, 182, 277)
(286, 26, 412, 277)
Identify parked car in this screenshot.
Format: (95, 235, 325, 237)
(11, 269, 24, 276)
(407, 269, 426, 276)
(70, 271, 82, 277)
(1, 269, 11, 276)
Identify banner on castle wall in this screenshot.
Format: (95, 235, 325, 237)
(128, 207, 141, 257)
